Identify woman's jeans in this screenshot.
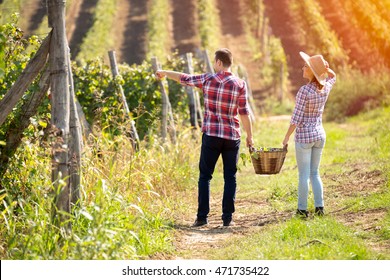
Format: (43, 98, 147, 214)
(295, 139, 325, 210)
(197, 134, 240, 222)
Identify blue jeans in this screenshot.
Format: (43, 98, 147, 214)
(197, 134, 240, 222)
(295, 139, 325, 210)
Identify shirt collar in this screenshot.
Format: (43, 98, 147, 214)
(217, 70, 233, 76)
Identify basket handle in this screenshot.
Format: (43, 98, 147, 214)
(249, 146, 256, 154)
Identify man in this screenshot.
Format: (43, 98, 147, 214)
(156, 48, 253, 227)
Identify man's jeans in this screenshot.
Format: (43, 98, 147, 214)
(295, 139, 326, 210)
(197, 134, 240, 222)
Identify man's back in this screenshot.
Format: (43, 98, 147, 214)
(180, 71, 249, 140)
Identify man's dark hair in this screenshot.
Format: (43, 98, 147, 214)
(215, 48, 233, 68)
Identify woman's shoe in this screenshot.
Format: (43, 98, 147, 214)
(315, 207, 325, 216)
(296, 209, 309, 218)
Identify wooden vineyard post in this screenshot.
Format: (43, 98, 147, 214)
(184, 53, 197, 128)
(151, 57, 176, 143)
(0, 68, 51, 178)
(186, 53, 203, 128)
(203, 49, 215, 74)
(48, 0, 71, 219)
(239, 65, 256, 122)
(0, 33, 51, 126)
(67, 47, 82, 206)
(108, 50, 140, 150)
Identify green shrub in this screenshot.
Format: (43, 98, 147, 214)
(325, 67, 390, 121)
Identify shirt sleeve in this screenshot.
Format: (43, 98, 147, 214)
(180, 73, 211, 89)
(238, 81, 250, 115)
(290, 87, 307, 125)
(326, 76, 336, 86)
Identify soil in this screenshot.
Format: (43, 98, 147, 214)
(172, 200, 291, 260)
(68, 0, 99, 60)
(171, 0, 200, 55)
(116, 0, 149, 65)
(65, 0, 84, 44)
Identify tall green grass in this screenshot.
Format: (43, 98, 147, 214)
(211, 217, 378, 260)
(0, 126, 200, 259)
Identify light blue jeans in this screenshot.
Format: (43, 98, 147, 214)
(295, 139, 325, 210)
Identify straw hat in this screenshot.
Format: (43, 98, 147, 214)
(299, 51, 328, 86)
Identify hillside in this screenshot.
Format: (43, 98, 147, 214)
(4, 0, 390, 95)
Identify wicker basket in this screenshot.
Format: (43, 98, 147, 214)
(250, 145, 288, 175)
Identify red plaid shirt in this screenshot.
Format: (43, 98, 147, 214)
(180, 71, 250, 140)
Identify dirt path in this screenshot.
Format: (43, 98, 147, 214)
(111, 0, 132, 63)
(117, 0, 149, 65)
(170, 0, 200, 55)
(68, 0, 99, 59)
(20, 0, 46, 36)
(65, 0, 84, 44)
(173, 200, 291, 259)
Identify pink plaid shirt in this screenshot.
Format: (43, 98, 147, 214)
(291, 76, 336, 143)
(180, 71, 250, 140)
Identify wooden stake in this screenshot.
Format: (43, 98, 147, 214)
(203, 49, 215, 74)
(67, 47, 82, 206)
(151, 57, 176, 143)
(0, 33, 51, 126)
(184, 53, 197, 128)
(0, 68, 50, 179)
(48, 0, 71, 217)
(108, 50, 139, 150)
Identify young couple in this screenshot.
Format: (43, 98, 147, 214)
(156, 48, 336, 227)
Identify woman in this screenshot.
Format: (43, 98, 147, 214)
(283, 52, 336, 217)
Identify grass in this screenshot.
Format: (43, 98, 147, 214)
(76, 0, 117, 62)
(1, 103, 389, 259)
(211, 217, 377, 260)
(0, 126, 199, 259)
(187, 106, 390, 260)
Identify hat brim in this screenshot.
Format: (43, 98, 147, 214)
(299, 51, 326, 86)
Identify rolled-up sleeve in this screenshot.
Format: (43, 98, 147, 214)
(180, 73, 211, 89)
(291, 87, 307, 125)
(238, 82, 250, 115)
(327, 76, 336, 86)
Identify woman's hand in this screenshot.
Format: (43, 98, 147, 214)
(282, 136, 289, 146)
